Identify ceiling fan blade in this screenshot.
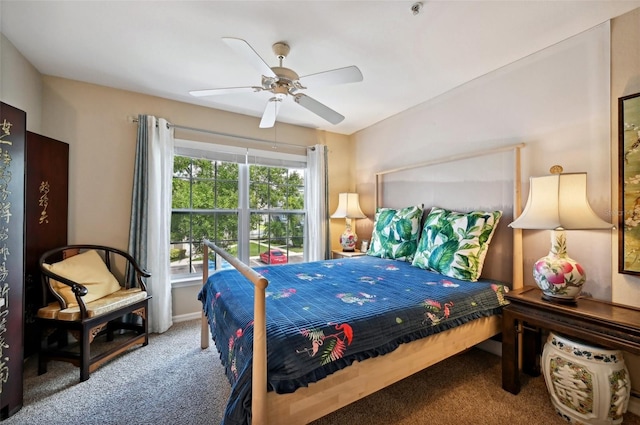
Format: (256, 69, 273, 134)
(294, 93, 344, 125)
(259, 98, 282, 128)
(222, 37, 277, 78)
(298, 65, 363, 88)
(189, 86, 261, 97)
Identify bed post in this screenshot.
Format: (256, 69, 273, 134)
(202, 242, 210, 349)
(512, 145, 524, 290)
(201, 239, 269, 424)
(252, 280, 268, 425)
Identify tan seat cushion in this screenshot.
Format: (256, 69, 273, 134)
(42, 249, 122, 308)
(38, 288, 147, 321)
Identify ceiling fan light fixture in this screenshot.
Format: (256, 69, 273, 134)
(273, 89, 287, 99)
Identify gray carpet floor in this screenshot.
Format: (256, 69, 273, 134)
(5, 319, 639, 425)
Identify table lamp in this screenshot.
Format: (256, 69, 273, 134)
(331, 193, 366, 252)
(509, 166, 614, 303)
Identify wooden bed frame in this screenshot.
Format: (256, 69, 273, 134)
(201, 143, 526, 425)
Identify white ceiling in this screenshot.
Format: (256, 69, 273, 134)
(2, 0, 640, 135)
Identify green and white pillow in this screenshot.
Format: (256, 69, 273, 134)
(411, 207, 502, 282)
(367, 206, 423, 262)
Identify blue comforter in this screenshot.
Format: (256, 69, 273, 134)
(198, 255, 509, 425)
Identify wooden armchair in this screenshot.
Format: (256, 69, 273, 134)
(37, 245, 152, 381)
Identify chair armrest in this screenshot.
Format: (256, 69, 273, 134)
(40, 266, 91, 310)
(72, 283, 89, 297)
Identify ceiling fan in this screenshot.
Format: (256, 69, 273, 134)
(189, 38, 363, 128)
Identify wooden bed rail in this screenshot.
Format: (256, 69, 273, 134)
(201, 239, 269, 425)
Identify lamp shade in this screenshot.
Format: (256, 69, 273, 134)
(331, 193, 366, 219)
(509, 173, 613, 230)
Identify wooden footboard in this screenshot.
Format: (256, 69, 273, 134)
(265, 315, 501, 424)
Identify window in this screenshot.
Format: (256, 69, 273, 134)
(249, 165, 305, 266)
(170, 140, 307, 277)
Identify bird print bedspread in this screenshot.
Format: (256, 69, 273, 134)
(199, 255, 509, 425)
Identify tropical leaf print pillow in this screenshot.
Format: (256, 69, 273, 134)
(411, 207, 502, 282)
(367, 206, 423, 261)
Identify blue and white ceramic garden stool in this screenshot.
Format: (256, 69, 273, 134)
(542, 332, 631, 425)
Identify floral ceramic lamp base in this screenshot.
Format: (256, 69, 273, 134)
(533, 229, 585, 303)
(339, 220, 357, 252)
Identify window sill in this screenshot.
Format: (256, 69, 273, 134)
(171, 276, 202, 288)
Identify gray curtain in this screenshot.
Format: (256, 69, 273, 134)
(129, 115, 149, 274)
(128, 114, 174, 333)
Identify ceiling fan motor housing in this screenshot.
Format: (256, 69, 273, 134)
(264, 66, 302, 93)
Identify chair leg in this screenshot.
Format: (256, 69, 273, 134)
(80, 327, 91, 382)
(37, 322, 48, 376)
(38, 357, 48, 376)
(142, 307, 149, 347)
(106, 322, 115, 342)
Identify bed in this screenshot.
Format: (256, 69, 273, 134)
(199, 143, 526, 425)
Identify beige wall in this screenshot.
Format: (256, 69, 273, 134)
(0, 33, 42, 132)
(324, 131, 357, 252)
(611, 6, 640, 402)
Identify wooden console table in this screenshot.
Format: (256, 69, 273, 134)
(502, 286, 640, 394)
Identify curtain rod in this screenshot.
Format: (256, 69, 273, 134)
(130, 116, 311, 152)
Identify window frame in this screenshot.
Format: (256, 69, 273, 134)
(171, 139, 307, 283)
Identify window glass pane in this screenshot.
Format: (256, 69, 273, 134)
(192, 180, 215, 209)
(173, 156, 192, 178)
(217, 181, 238, 208)
(218, 162, 239, 180)
(170, 212, 191, 243)
(251, 212, 305, 266)
(172, 177, 191, 209)
(250, 182, 269, 210)
(170, 211, 239, 276)
(170, 212, 192, 275)
(192, 212, 238, 246)
(289, 213, 305, 249)
(191, 158, 214, 179)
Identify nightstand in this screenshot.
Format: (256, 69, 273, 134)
(331, 249, 366, 259)
(501, 286, 640, 395)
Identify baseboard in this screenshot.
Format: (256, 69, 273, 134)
(172, 312, 201, 323)
(475, 338, 502, 357)
(629, 395, 640, 416)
